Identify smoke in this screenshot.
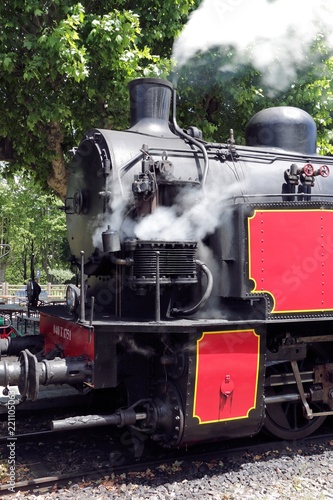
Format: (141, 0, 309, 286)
(172, 0, 333, 92)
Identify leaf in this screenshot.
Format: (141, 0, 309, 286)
(3, 57, 12, 68)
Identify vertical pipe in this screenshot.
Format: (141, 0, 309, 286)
(172, 88, 209, 186)
(90, 296, 95, 326)
(155, 251, 160, 322)
(80, 251, 85, 322)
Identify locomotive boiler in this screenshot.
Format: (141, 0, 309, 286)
(1, 77, 333, 449)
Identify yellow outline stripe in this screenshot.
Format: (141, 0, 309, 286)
(248, 208, 333, 314)
(193, 329, 260, 424)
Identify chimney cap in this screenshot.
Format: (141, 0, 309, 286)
(128, 78, 173, 91)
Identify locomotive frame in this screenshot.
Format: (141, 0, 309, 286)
(0, 77, 333, 449)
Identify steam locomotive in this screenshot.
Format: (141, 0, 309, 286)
(1, 78, 333, 449)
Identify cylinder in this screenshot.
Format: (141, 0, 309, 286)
(102, 226, 121, 253)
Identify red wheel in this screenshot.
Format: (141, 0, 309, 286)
(319, 165, 330, 177)
(303, 163, 314, 176)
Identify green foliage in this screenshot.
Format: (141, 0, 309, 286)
(1, 0, 333, 201)
(174, 39, 333, 153)
(0, 166, 69, 283)
(0, 0, 198, 192)
(0, 0, 199, 279)
(175, 50, 265, 144)
(47, 267, 75, 284)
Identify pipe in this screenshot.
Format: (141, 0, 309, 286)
(102, 227, 133, 267)
(80, 251, 85, 322)
(265, 393, 303, 404)
(117, 151, 144, 197)
(90, 296, 95, 327)
(171, 88, 210, 186)
(52, 409, 146, 432)
(155, 251, 160, 322)
(110, 254, 133, 267)
(171, 260, 213, 317)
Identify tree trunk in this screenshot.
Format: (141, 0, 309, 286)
(0, 137, 15, 162)
(47, 121, 68, 202)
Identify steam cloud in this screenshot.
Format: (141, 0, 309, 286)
(134, 185, 230, 241)
(172, 0, 333, 92)
(92, 0, 333, 249)
(91, 182, 234, 245)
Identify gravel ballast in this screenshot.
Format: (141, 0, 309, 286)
(4, 438, 333, 499)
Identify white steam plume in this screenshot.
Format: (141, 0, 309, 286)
(172, 0, 333, 91)
(134, 182, 236, 241)
(91, 181, 234, 247)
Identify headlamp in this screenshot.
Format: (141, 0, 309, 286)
(66, 285, 80, 313)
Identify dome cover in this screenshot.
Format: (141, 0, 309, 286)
(245, 106, 317, 155)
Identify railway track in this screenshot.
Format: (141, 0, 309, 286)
(1, 416, 332, 496)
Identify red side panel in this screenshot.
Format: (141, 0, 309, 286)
(193, 330, 260, 424)
(40, 312, 94, 358)
(248, 209, 333, 313)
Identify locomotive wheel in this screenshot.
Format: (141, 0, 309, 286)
(264, 394, 325, 440)
(264, 352, 326, 440)
(151, 381, 184, 448)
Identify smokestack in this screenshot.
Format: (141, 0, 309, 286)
(128, 78, 174, 137)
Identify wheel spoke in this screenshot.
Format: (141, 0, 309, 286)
(269, 402, 291, 430)
(264, 350, 326, 440)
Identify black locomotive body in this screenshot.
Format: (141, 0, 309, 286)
(1, 78, 333, 448)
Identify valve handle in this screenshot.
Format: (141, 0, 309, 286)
(303, 163, 314, 176)
(319, 165, 330, 177)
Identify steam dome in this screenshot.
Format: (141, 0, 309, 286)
(245, 106, 317, 155)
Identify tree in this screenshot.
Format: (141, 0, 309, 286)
(1, 0, 333, 207)
(174, 41, 333, 152)
(174, 50, 264, 144)
(0, 166, 69, 283)
(0, 0, 198, 200)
